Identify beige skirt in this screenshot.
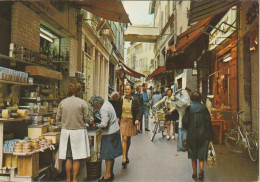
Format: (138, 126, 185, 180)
(120, 117, 138, 136)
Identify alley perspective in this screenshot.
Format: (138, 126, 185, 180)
(0, 0, 259, 182)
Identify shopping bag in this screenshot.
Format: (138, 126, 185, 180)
(206, 142, 217, 167)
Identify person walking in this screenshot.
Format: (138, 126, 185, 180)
(182, 91, 213, 180)
(153, 88, 179, 140)
(171, 87, 191, 151)
(142, 83, 150, 131)
(117, 84, 141, 168)
(109, 91, 120, 114)
(89, 95, 122, 182)
(56, 83, 90, 182)
(150, 90, 162, 123)
(133, 85, 143, 133)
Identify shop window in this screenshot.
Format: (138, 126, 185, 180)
(40, 26, 64, 63)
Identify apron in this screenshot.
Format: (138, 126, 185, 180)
(59, 129, 90, 160)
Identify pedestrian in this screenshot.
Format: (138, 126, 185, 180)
(142, 83, 150, 131)
(153, 88, 179, 140)
(182, 91, 213, 180)
(117, 84, 142, 168)
(150, 90, 162, 123)
(56, 82, 90, 182)
(109, 91, 121, 115)
(172, 87, 191, 151)
(133, 85, 143, 133)
(89, 95, 122, 182)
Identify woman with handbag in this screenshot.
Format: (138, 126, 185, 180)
(89, 95, 122, 182)
(182, 91, 213, 180)
(117, 84, 141, 168)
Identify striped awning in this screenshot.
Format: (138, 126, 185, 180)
(189, 0, 239, 24)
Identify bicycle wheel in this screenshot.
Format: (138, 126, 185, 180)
(151, 121, 159, 142)
(247, 134, 258, 162)
(225, 129, 243, 153)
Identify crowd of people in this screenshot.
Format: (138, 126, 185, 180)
(56, 82, 213, 182)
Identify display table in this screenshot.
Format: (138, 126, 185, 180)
(211, 119, 226, 144)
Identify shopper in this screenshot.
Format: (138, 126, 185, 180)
(56, 83, 90, 182)
(133, 85, 143, 133)
(150, 90, 162, 123)
(109, 91, 120, 115)
(89, 95, 122, 182)
(117, 84, 141, 168)
(172, 87, 191, 151)
(142, 83, 150, 131)
(182, 91, 213, 180)
(153, 88, 179, 140)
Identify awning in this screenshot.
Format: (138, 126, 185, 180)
(189, 0, 239, 24)
(168, 16, 213, 54)
(146, 65, 166, 81)
(166, 17, 213, 70)
(75, 0, 131, 24)
(111, 42, 145, 78)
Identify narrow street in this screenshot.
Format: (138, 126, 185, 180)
(93, 118, 259, 182)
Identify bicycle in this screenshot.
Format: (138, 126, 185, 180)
(151, 108, 167, 142)
(225, 111, 258, 162)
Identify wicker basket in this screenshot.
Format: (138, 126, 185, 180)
(86, 160, 102, 180)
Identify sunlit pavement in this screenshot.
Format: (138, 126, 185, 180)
(88, 117, 258, 182)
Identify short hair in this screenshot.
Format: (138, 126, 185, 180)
(166, 88, 173, 93)
(67, 82, 81, 96)
(89, 95, 104, 106)
(190, 91, 202, 102)
(125, 84, 134, 90)
(142, 83, 147, 87)
(135, 85, 141, 92)
(185, 87, 192, 93)
(111, 92, 120, 101)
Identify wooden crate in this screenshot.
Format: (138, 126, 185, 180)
(25, 66, 62, 80)
(43, 132, 60, 144)
(3, 153, 17, 168)
(28, 125, 48, 139)
(17, 153, 39, 177)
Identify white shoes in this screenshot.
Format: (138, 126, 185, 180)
(171, 136, 175, 140)
(166, 135, 170, 140)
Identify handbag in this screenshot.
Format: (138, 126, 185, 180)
(206, 142, 217, 167)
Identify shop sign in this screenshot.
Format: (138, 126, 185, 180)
(209, 7, 237, 51)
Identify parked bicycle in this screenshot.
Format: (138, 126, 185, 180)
(225, 111, 258, 162)
(151, 108, 167, 142)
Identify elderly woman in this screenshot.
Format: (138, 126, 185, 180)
(56, 83, 90, 182)
(89, 95, 122, 182)
(182, 91, 213, 180)
(109, 91, 120, 113)
(117, 84, 141, 168)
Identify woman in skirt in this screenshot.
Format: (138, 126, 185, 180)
(89, 95, 122, 182)
(153, 88, 179, 139)
(56, 83, 90, 182)
(117, 84, 142, 168)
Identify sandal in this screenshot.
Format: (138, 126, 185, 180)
(192, 174, 197, 180)
(199, 170, 204, 180)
